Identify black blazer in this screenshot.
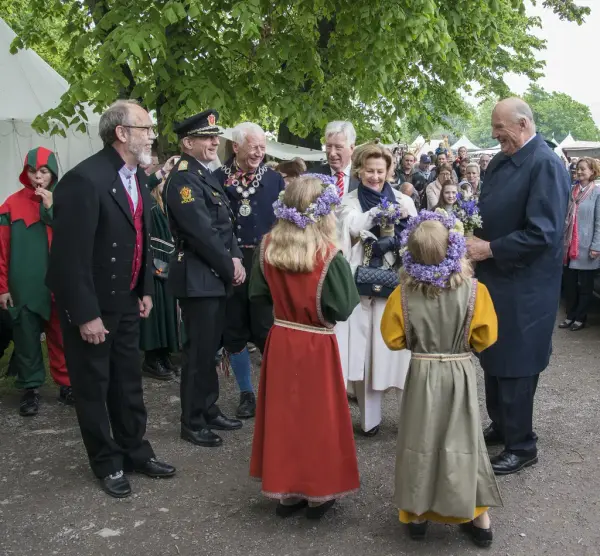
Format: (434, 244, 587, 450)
(47, 145, 154, 326)
(164, 153, 242, 299)
(312, 163, 359, 193)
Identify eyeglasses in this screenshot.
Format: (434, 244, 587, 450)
(122, 125, 157, 135)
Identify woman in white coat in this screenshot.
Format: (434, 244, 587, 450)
(336, 144, 417, 435)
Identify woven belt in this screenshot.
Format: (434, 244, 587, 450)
(412, 352, 472, 362)
(274, 319, 335, 335)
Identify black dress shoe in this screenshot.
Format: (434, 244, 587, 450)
(19, 389, 40, 417)
(181, 426, 223, 447)
(483, 424, 504, 446)
(362, 425, 380, 437)
(236, 392, 256, 419)
(407, 521, 429, 540)
(570, 321, 586, 331)
(134, 458, 176, 478)
(208, 414, 243, 431)
(460, 520, 493, 547)
(491, 450, 538, 475)
(100, 471, 131, 498)
(162, 356, 181, 376)
(58, 386, 75, 406)
(306, 499, 336, 519)
(275, 499, 308, 517)
(142, 359, 174, 381)
(558, 318, 574, 329)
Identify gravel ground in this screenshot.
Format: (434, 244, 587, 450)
(1, 313, 600, 556)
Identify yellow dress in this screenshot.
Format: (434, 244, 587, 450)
(381, 279, 502, 524)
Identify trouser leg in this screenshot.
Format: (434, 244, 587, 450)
(572, 269, 595, 322)
(496, 375, 539, 456)
(180, 297, 226, 430)
(484, 373, 504, 439)
(12, 308, 45, 390)
(44, 302, 70, 387)
(229, 348, 253, 393)
(562, 266, 579, 320)
(353, 379, 384, 432)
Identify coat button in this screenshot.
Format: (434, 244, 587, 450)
(111, 257, 116, 262)
(111, 275, 116, 279)
(111, 291, 116, 295)
(113, 243, 117, 248)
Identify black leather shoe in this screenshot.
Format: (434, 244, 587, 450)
(162, 356, 181, 376)
(491, 450, 538, 475)
(58, 386, 75, 406)
(100, 471, 131, 498)
(483, 424, 504, 446)
(19, 389, 40, 417)
(236, 392, 256, 419)
(407, 521, 429, 540)
(134, 458, 176, 478)
(142, 359, 174, 381)
(570, 321, 586, 331)
(558, 319, 574, 329)
(208, 414, 243, 431)
(306, 499, 336, 519)
(362, 425, 380, 437)
(275, 499, 308, 517)
(460, 520, 493, 547)
(181, 426, 223, 447)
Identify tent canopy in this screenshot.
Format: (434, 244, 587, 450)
(451, 135, 480, 151)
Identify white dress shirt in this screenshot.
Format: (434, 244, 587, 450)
(118, 166, 139, 210)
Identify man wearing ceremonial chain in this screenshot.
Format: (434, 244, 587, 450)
(214, 123, 285, 419)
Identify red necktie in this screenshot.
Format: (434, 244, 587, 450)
(336, 172, 344, 198)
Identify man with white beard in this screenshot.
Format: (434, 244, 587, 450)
(47, 100, 175, 498)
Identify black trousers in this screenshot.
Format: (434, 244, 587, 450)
(60, 295, 154, 479)
(485, 373, 539, 456)
(563, 266, 596, 322)
(223, 247, 273, 354)
(179, 296, 226, 430)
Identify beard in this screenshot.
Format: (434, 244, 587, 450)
(129, 137, 153, 166)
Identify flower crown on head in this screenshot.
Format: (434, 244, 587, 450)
(399, 209, 466, 289)
(272, 173, 340, 229)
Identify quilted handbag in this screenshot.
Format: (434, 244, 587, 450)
(354, 241, 399, 299)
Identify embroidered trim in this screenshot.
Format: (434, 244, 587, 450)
(259, 236, 267, 276)
(316, 248, 339, 328)
(463, 278, 478, 351)
(274, 319, 335, 335)
(261, 487, 359, 503)
(412, 352, 472, 362)
(400, 281, 412, 351)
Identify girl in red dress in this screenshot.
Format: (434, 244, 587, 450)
(249, 174, 360, 519)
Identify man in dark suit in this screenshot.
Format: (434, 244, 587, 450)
(47, 100, 175, 498)
(313, 121, 359, 196)
(467, 98, 570, 475)
(213, 122, 285, 419)
(164, 110, 245, 448)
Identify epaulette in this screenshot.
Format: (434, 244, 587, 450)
(178, 160, 188, 171)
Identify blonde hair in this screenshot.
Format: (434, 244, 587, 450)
(265, 176, 337, 272)
(352, 143, 393, 178)
(465, 162, 480, 176)
(400, 220, 472, 298)
(150, 181, 165, 213)
(577, 157, 600, 182)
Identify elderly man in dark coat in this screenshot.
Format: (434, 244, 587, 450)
(467, 98, 570, 476)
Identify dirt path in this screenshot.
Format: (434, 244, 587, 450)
(1, 321, 599, 556)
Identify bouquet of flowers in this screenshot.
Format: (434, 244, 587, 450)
(372, 197, 407, 236)
(453, 192, 483, 236)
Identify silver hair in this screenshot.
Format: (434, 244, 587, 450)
(325, 121, 356, 146)
(99, 99, 141, 145)
(231, 122, 265, 145)
(504, 98, 537, 132)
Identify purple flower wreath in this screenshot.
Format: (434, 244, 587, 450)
(399, 210, 466, 288)
(272, 173, 340, 229)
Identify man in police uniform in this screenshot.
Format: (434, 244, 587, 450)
(213, 122, 285, 419)
(164, 110, 245, 448)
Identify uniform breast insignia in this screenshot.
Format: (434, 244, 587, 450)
(239, 200, 252, 217)
(211, 191, 220, 197)
(177, 252, 184, 262)
(198, 169, 204, 177)
(178, 160, 188, 171)
(180, 186, 194, 204)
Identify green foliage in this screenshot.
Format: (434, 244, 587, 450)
(1, 0, 590, 151)
(524, 84, 600, 141)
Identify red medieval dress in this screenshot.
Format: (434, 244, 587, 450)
(248, 237, 360, 502)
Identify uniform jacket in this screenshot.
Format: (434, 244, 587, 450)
(47, 145, 154, 326)
(164, 153, 242, 298)
(213, 158, 285, 247)
(476, 134, 570, 377)
(313, 163, 359, 194)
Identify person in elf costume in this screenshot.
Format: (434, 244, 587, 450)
(0, 147, 73, 416)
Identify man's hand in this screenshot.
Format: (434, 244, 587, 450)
(139, 295, 153, 318)
(466, 237, 493, 262)
(232, 258, 246, 286)
(35, 188, 53, 209)
(0, 293, 13, 310)
(162, 155, 180, 176)
(79, 317, 109, 344)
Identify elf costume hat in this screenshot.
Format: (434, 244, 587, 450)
(19, 147, 59, 188)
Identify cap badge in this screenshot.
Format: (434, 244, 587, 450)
(207, 114, 216, 126)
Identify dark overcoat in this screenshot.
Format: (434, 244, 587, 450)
(476, 134, 570, 377)
(47, 145, 154, 326)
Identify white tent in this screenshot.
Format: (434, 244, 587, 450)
(451, 135, 480, 151)
(560, 133, 575, 148)
(0, 18, 103, 201)
(409, 135, 425, 149)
